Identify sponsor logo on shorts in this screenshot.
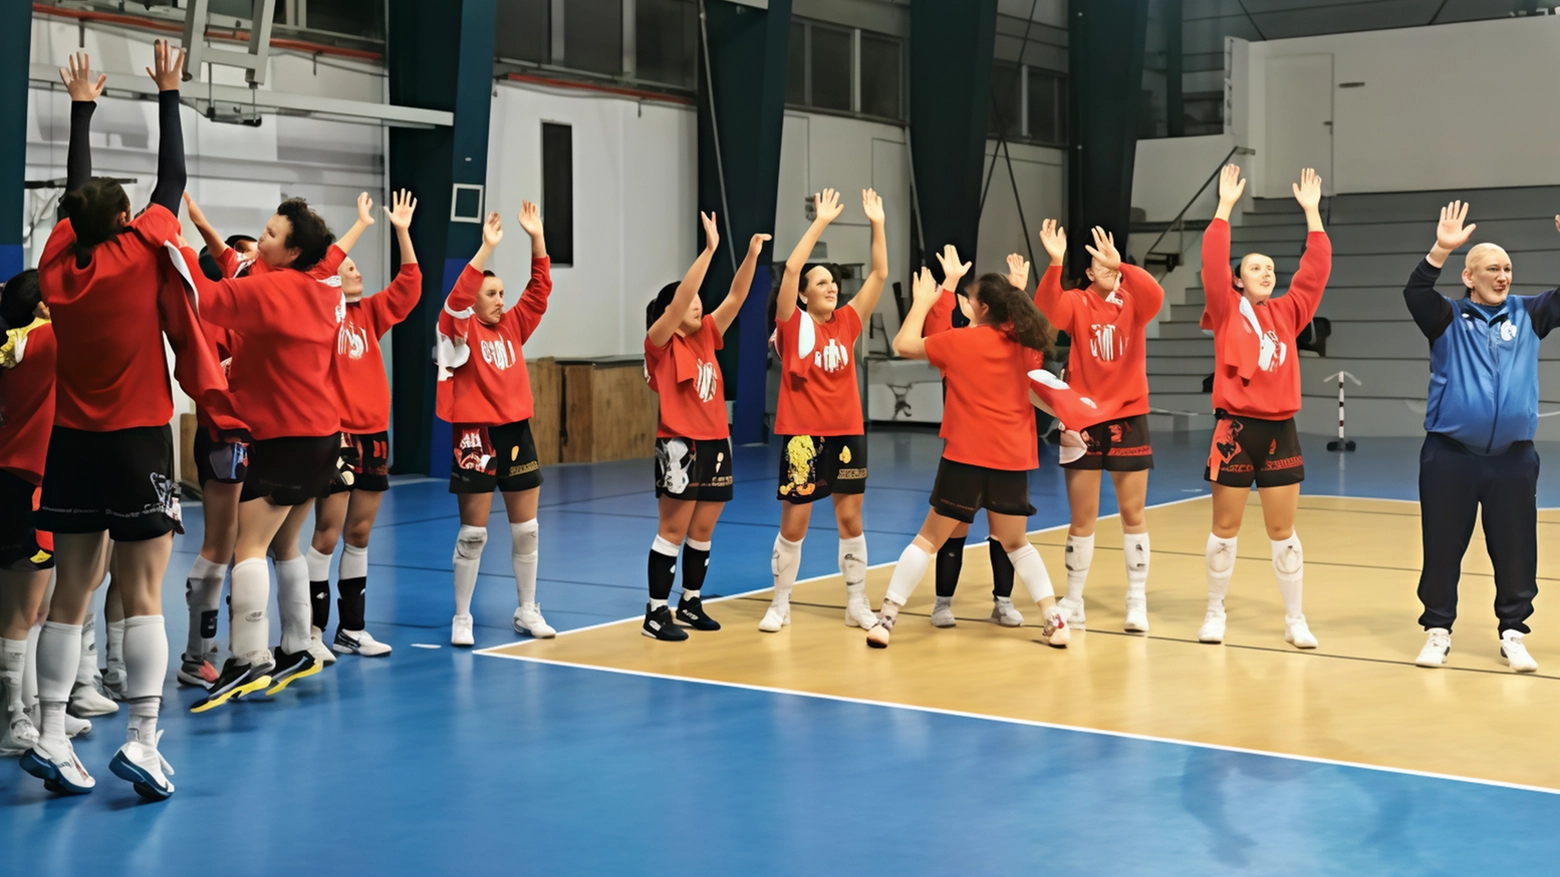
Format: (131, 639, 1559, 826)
(1263, 455, 1303, 470)
(836, 467, 868, 480)
(508, 461, 540, 476)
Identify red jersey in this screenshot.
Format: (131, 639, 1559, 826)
(645, 315, 727, 440)
(38, 205, 234, 432)
(330, 264, 422, 433)
(193, 247, 248, 433)
(0, 319, 56, 484)
(924, 324, 1038, 471)
(1034, 263, 1163, 425)
(435, 259, 551, 426)
(188, 244, 348, 440)
(1200, 219, 1332, 420)
(773, 306, 862, 436)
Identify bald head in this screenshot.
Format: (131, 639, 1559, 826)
(1465, 243, 1509, 272)
(1461, 242, 1513, 305)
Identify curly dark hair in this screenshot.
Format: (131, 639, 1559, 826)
(969, 272, 1055, 355)
(275, 198, 335, 271)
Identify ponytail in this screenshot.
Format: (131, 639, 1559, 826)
(970, 272, 1055, 357)
(61, 177, 131, 257)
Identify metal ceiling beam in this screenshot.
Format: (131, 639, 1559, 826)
(182, 0, 277, 85)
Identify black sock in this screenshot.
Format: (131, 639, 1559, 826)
(310, 581, 331, 631)
(989, 538, 1015, 599)
(648, 549, 677, 602)
(935, 536, 967, 598)
(681, 543, 710, 599)
(337, 576, 367, 631)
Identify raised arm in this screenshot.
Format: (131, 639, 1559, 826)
(364, 189, 422, 331)
(893, 267, 941, 360)
(333, 193, 376, 256)
(1199, 165, 1243, 328)
(516, 198, 547, 260)
(511, 201, 553, 343)
(1280, 168, 1332, 326)
(59, 53, 105, 196)
(146, 40, 188, 214)
(436, 216, 499, 352)
(1404, 201, 1470, 340)
(935, 244, 971, 295)
(648, 212, 720, 348)
(847, 189, 888, 320)
(778, 188, 844, 324)
(183, 193, 227, 260)
(714, 233, 771, 335)
(1118, 262, 1164, 321)
(1032, 219, 1075, 327)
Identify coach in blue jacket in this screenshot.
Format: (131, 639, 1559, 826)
(1403, 200, 1554, 673)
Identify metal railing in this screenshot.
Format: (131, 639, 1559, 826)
(1142, 144, 1255, 275)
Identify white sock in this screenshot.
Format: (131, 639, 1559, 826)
(452, 525, 487, 617)
(37, 621, 80, 743)
(106, 618, 126, 671)
(1206, 534, 1237, 609)
(75, 611, 99, 685)
(123, 615, 167, 741)
(340, 543, 368, 580)
(1063, 534, 1094, 603)
(1124, 532, 1150, 599)
(304, 546, 332, 583)
(1007, 543, 1056, 604)
(649, 598, 669, 610)
(274, 555, 311, 654)
(771, 535, 803, 603)
(229, 557, 271, 665)
(510, 519, 540, 606)
(1271, 533, 1304, 621)
(23, 623, 39, 709)
(186, 554, 226, 659)
(838, 534, 867, 601)
(1, 637, 24, 720)
(883, 544, 932, 607)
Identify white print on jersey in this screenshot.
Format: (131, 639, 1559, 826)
(1088, 323, 1123, 362)
(1257, 330, 1287, 372)
(815, 338, 849, 373)
(335, 292, 347, 326)
(695, 359, 717, 402)
(481, 338, 519, 370)
(338, 323, 368, 360)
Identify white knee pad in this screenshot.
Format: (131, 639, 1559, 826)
(1272, 535, 1303, 577)
(453, 525, 488, 563)
(1206, 535, 1237, 574)
(512, 519, 539, 557)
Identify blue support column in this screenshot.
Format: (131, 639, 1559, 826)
(0, 3, 32, 278)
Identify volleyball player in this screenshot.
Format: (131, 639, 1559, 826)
(1198, 165, 1332, 649)
(866, 266, 1068, 648)
(305, 189, 420, 659)
(641, 215, 766, 641)
(436, 206, 553, 647)
(759, 188, 886, 632)
(183, 190, 376, 711)
(1032, 222, 1163, 632)
(26, 44, 235, 799)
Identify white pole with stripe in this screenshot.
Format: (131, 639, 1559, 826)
(1323, 370, 1361, 451)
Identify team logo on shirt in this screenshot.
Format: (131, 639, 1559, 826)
(1500, 321, 1518, 342)
(1089, 323, 1124, 362)
(481, 338, 518, 370)
(338, 324, 368, 360)
(694, 359, 717, 402)
(1258, 330, 1286, 372)
(815, 338, 850, 373)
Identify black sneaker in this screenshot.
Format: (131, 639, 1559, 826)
(190, 658, 274, 713)
(641, 604, 689, 641)
(264, 647, 319, 696)
(676, 596, 721, 631)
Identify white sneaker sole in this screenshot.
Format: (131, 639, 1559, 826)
(1415, 651, 1449, 668)
(930, 613, 957, 629)
(758, 606, 790, 633)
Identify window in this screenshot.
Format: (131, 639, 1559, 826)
(542, 123, 574, 266)
(809, 25, 853, 112)
(786, 20, 905, 121)
(636, 0, 697, 88)
(564, 0, 624, 75)
(858, 32, 901, 120)
(988, 61, 1021, 139)
(298, 0, 384, 39)
(495, 0, 551, 65)
(1026, 68, 1066, 145)
(786, 21, 806, 104)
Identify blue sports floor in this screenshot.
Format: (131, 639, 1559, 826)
(5, 427, 1560, 875)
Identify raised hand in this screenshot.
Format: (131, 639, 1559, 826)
(1292, 167, 1323, 211)
(935, 244, 971, 290)
(862, 188, 885, 224)
(911, 266, 940, 306)
(516, 200, 543, 238)
(1218, 164, 1247, 206)
(482, 212, 503, 248)
(1435, 200, 1476, 253)
(384, 189, 417, 230)
(1084, 226, 1121, 271)
(700, 211, 720, 252)
(1006, 253, 1030, 291)
(355, 192, 376, 227)
(60, 52, 106, 102)
(1039, 219, 1067, 264)
(146, 39, 187, 91)
(748, 232, 772, 256)
(182, 192, 210, 229)
(813, 188, 845, 224)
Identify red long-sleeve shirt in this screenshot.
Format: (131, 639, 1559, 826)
(435, 258, 551, 426)
(1199, 219, 1332, 420)
(330, 263, 422, 433)
(0, 319, 56, 484)
(188, 244, 347, 440)
(1034, 263, 1163, 425)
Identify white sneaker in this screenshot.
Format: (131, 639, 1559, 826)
(101, 664, 128, 701)
(513, 604, 556, 639)
(845, 595, 878, 630)
(0, 715, 39, 756)
(1415, 628, 1451, 668)
(758, 600, 790, 633)
(306, 629, 337, 667)
(1041, 607, 1071, 647)
(69, 680, 119, 718)
(865, 613, 896, 648)
(333, 628, 392, 657)
(931, 597, 957, 628)
(19, 735, 95, 794)
(109, 729, 175, 801)
(990, 597, 1024, 627)
(451, 614, 475, 647)
(1198, 606, 1227, 644)
(1502, 630, 1538, 673)
(1056, 596, 1087, 630)
(1124, 596, 1149, 634)
(1284, 616, 1318, 650)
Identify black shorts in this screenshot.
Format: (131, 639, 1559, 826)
(776, 434, 867, 503)
(38, 425, 182, 541)
(655, 436, 734, 502)
(0, 471, 53, 570)
(1063, 414, 1154, 472)
(1205, 412, 1305, 488)
(193, 427, 249, 486)
(449, 420, 544, 494)
(326, 431, 391, 495)
(242, 435, 341, 506)
(928, 458, 1036, 524)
